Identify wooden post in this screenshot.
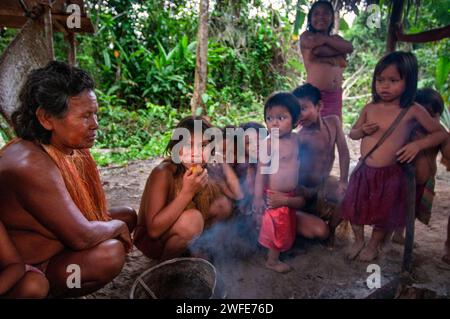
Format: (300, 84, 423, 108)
(67, 32, 76, 65)
(402, 163, 416, 273)
(386, 0, 404, 53)
(42, 2, 55, 60)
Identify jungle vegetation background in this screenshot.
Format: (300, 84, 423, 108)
(0, 0, 448, 166)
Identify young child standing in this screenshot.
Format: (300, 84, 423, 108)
(341, 51, 447, 262)
(253, 92, 303, 273)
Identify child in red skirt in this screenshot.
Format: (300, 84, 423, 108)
(341, 51, 447, 262)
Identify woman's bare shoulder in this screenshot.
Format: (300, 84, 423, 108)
(300, 30, 314, 37)
(150, 160, 177, 180)
(0, 141, 72, 200)
(1, 140, 56, 174)
(300, 31, 316, 48)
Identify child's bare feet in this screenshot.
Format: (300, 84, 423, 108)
(436, 244, 450, 270)
(392, 232, 405, 245)
(380, 239, 393, 254)
(345, 241, 365, 260)
(443, 242, 450, 265)
(265, 260, 292, 273)
(392, 233, 419, 247)
(358, 245, 379, 262)
(392, 234, 419, 248)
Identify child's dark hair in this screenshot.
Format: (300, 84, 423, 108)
(307, 1, 334, 35)
(222, 125, 239, 153)
(240, 121, 267, 132)
(415, 88, 444, 116)
(222, 125, 237, 139)
(264, 92, 301, 128)
(292, 83, 322, 105)
(372, 51, 418, 108)
(165, 116, 213, 155)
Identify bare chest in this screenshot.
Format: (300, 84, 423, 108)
(366, 109, 412, 142)
(299, 128, 334, 157)
(278, 139, 299, 162)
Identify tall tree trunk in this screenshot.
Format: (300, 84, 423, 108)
(386, 0, 405, 53)
(191, 0, 209, 116)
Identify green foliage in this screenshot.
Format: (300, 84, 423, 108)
(91, 84, 263, 165)
(435, 56, 450, 91)
(339, 18, 349, 32)
(1, 0, 448, 165)
(401, 0, 450, 107)
(293, 0, 307, 36)
(0, 115, 13, 144)
(91, 88, 189, 165)
(441, 107, 450, 131)
(0, 28, 18, 52)
(78, 1, 297, 110)
(339, 11, 388, 128)
(403, 0, 450, 32)
(341, 2, 449, 128)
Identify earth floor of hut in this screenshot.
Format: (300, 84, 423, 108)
(87, 138, 450, 299)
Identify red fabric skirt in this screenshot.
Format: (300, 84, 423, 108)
(341, 163, 407, 230)
(320, 89, 343, 120)
(258, 191, 297, 251)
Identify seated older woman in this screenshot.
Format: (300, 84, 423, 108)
(0, 61, 136, 298)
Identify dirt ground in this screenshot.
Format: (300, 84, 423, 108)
(87, 138, 450, 299)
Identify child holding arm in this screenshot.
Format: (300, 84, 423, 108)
(342, 52, 447, 262)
